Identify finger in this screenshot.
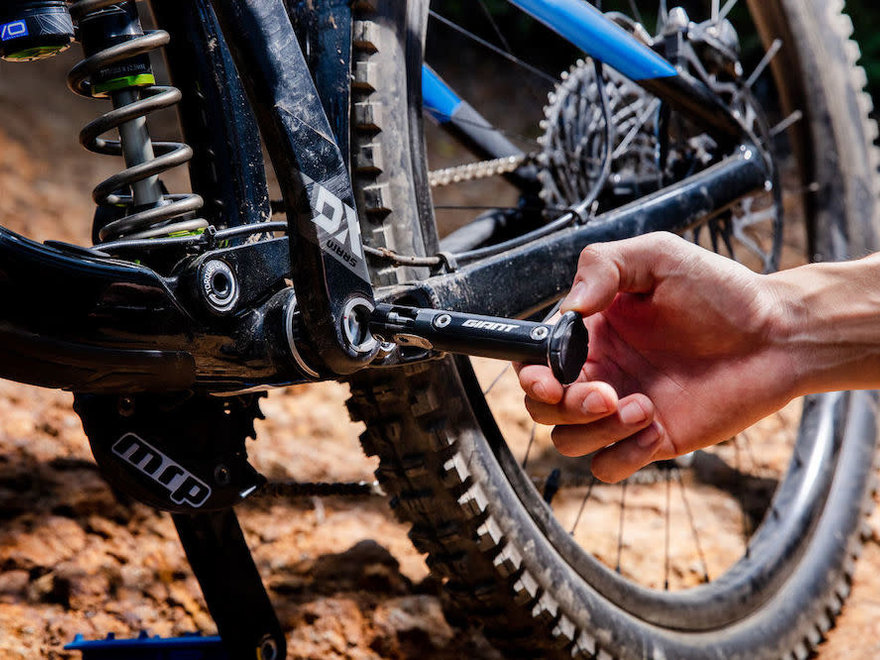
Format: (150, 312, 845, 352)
(590, 422, 667, 483)
(524, 381, 618, 425)
(550, 394, 654, 456)
(516, 363, 564, 404)
(562, 233, 684, 316)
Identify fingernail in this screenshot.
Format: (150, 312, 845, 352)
(637, 423, 662, 448)
(620, 400, 647, 425)
(583, 391, 610, 414)
(563, 281, 589, 311)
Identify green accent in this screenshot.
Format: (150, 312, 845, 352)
(93, 74, 156, 97)
(167, 228, 206, 238)
(5, 45, 67, 61)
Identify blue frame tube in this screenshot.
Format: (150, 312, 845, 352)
(422, 64, 462, 123)
(508, 0, 677, 80)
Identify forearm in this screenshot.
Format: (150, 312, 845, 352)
(768, 252, 880, 394)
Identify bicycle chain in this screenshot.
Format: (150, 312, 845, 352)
(257, 479, 384, 499)
(428, 153, 528, 187)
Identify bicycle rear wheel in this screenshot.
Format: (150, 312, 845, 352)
(348, 1, 880, 657)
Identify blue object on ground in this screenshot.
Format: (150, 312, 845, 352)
(65, 631, 228, 659)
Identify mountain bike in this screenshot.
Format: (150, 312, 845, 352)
(0, 0, 877, 658)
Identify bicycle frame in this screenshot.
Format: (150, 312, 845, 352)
(0, 0, 769, 395)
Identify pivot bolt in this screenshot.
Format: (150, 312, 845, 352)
(258, 636, 279, 660)
(434, 313, 452, 329)
(200, 260, 239, 314)
(214, 464, 231, 486)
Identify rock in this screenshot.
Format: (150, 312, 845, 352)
(311, 540, 411, 595)
(373, 595, 454, 653)
(0, 515, 87, 570)
(26, 571, 70, 607)
(287, 597, 379, 659)
(0, 569, 28, 600)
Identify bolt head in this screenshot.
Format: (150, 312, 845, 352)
(434, 313, 452, 329)
(200, 260, 238, 313)
(530, 326, 550, 341)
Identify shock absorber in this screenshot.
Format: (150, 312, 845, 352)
(66, 0, 206, 245)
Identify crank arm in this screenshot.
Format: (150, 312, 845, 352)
(370, 304, 588, 384)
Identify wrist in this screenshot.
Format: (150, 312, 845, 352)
(766, 254, 880, 395)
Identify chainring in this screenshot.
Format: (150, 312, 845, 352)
(74, 392, 267, 513)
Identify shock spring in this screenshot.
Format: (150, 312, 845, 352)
(66, 0, 206, 245)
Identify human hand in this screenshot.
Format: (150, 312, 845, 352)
(517, 232, 797, 482)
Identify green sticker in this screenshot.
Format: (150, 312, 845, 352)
(93, 74, 156, 97)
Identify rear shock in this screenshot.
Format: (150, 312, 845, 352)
(66, 0, 205, 246)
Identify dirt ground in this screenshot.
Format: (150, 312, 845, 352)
(1, 45, 879, 660)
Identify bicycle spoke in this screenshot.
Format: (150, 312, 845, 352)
(483, 363, 512, 396)
(615, 478, 628, 574)
(769, 110, 803, 138)
(478, 0, 513, 55)
(433, 204, 571, 215)
(611, 98, 661, 159)
(733, 434, 752, 555)
(429, 11, 559, 87)
(628, 0, 644, 26)
(570, 474, 597, 535)
(522, 422, 537, 470)
(659, 0, 669, 24)
(745, 39, 782, 90)
(664, 468, 671, 590)
(676, 467, 710, 583)
(542, 300, 564, 323)
(719, 0, 739, 22)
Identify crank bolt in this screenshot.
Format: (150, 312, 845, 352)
(200, 260, 239, 314)
(342, 298, 378, 356)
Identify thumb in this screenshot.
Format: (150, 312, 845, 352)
(561, 233, 676, 316)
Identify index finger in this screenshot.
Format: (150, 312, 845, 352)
(561, 233, 684, 316)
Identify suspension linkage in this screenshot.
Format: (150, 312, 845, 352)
(369, 304, 588, 385)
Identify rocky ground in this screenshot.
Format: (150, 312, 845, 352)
(0, 46, 879, 660)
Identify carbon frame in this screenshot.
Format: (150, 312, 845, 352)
(0, 0, 768, 394)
